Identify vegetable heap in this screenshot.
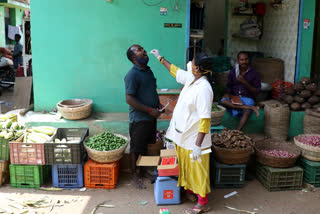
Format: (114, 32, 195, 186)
(296, 135, 320, 147)
(0, 114, 25, 141)
(25, 126, 56, 143)
(212, 104, 222, 112)
(261, 150, 296, 158)
(86, 132, 126, 151)
(212, 129, 254, 149)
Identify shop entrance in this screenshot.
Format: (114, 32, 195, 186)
(311, 0, 320, 85)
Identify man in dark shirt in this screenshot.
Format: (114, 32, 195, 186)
(221, 51, 261, 130)
(124, 44, 163, 189)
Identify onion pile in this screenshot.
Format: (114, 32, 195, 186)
(296, 135, 320, 147)
(261, 150, 296, 158)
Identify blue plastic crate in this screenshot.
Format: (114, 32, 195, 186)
(154, 176, 181, 205)
(52, 164, 83, 188)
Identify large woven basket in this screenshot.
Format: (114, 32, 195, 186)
(211, 105, 226, 126)
(255, 139, 301, 168)
(304, 110, 320, 134)
(294, 134, 320, 161)
(57, 99, 93, 120)
(212, 144, 253, 164)
(264, 103, 290, 140)
(84, 134, 128, 163)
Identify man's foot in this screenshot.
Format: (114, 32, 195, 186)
(251, 106, 260, 117)
(131, 174, 146, 189)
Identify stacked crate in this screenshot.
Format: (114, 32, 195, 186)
(256, 163, 303, 191)
(0, 114, 18, 186)
(9, 135, 50, 189)
(298, 158, 320, 187)
(48, 128, 89, 188)
(84, 159, 120, 189)
(212, 160, 246, 188)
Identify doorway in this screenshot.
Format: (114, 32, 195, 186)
(188, 0, 226, 60)
(311, 0, 320, 85)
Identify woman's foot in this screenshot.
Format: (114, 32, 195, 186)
(184, 204, 211, 214)
(183, 191, 197, 202)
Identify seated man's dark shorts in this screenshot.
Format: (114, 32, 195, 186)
(129, 120, 156, 155)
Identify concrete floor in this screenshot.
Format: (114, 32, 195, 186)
(0, 173, 319, 214)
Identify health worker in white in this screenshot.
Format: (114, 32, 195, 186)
(150, 50, 213, 214)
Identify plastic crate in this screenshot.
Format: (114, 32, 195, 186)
(298, 158, 320, 187)
(9, 141, 45, 165)
(84, 159, 119, 189)
(210, 125, 225, 134)
(9, 164, 50, 189)
(154, 176, 181, 205)
(213, 160, 246, 188)
(256, 164, 303, 192)
(0, 138, 9, 160)
(45, 128, 89, 165)
(52, 164, 84, 188)
(0, 160, 9, 186)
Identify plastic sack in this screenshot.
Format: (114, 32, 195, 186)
(0, 57, 13, 67)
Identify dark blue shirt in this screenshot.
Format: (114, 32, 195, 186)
(124, 64, 160, 123)
(226, 67, 261, 99)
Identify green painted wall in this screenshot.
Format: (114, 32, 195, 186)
(297, 0, 316, 81)
(0, 6, 5, 47)
(31, 0, 187, 112)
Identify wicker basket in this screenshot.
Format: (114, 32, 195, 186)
(57, 99, 93, 120)
(294, 134, 320, 161)
(84, 134, 128, 163)
(212, 144, 253, 164)
(211, 105, 226, 126)
(255, 140, 301, 168)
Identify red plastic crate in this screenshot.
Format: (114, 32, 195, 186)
(84, 159, 119, 189)
(9, 142, 45, 165)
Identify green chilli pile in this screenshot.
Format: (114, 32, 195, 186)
(86, 132, 126, 151)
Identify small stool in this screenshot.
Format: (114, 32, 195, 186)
(211, 125, 225, 134)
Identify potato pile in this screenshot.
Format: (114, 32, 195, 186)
(212, 129, 254, 149)
(282, 77, 320, 111)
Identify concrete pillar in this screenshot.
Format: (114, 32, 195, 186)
(0, 6, 6, 47)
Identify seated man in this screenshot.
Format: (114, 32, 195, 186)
(221, 51, 261, 130)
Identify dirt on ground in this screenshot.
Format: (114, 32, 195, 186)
(0, 172, 319, 214)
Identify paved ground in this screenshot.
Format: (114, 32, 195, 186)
(0, 171, 319, 214)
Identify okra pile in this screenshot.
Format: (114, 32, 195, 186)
(86, 132, 126, 151)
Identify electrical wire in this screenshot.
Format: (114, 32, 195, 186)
(142, 0, 166, 6)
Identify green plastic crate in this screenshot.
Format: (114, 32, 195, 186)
(0, 138, 9, 160)
(256, 164, 303, 192)
(213, 160, 246, 188)
(9, 164, 50, 189)
(298, 158, 320, 187)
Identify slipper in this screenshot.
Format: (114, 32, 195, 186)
(184, 206, 211, 214)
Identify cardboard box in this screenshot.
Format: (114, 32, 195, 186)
(136, 149, 179, 177)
